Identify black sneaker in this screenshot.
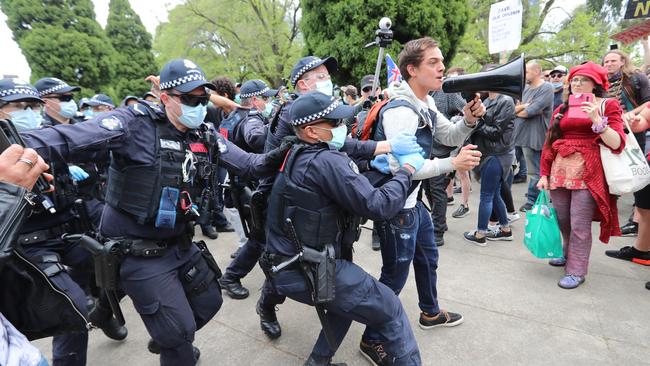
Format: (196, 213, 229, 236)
(434, 235, 444, 247)
(452, 204, 470, 218)
(513, 175, 527, 184)
(200, 224, 219, 239)
(447, 196, 455, 206)
(215, 223, 236, 232)
(519, 202, 533, 212)
(620, 222, 638, 236)
(486, 228, 513, 241)
(418, 310, 463, 329)
(605, 246, 650, 264)
(218, 276, 250, 299)
(359, 341, 394, 366)
(463, 230, 486, 247)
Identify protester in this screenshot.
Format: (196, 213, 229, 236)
(550, 65, 568, 109)
(538, 62, 625, 289)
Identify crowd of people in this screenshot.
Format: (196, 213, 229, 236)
(0, 33, 648, 366)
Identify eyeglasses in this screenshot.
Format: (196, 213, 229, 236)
(543, 74, 550, 78)
(0, 101, 42, 111)
(168, 93, 209, 107)
(570, 77, 593, 85)
(550, 74, 564, 79)
(43, 94, 74, 102)
(302, 73, 329, 82)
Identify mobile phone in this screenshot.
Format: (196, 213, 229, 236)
(567, 93, 594, 119)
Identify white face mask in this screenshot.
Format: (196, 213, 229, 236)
(315, 79, 334, 96)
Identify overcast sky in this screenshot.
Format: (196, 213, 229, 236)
(0, 0, 586, 81)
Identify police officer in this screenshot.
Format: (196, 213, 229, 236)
(86, 94, 116, 115)
(34, 77, 85, 126)
(121, 95, 139, 108)
(261, 92, 423, 365)
(20, 59, 296, 366)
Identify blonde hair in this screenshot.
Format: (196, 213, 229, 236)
(603, 50, 639, 77)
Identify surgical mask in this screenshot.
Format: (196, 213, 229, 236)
(10, 108, 42, 131)
(262, 101, 274, 118)
(83, 109, 94, 118)
(234, 93, 241, 104)
(314, 123, 347, 150)
(552, 82, 563, 89)
(174, 100, 207, 129)
(58, 100, 78, 119)
(315, 79, 334, 96)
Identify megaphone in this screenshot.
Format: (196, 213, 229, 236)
(442, 54, 526, 102)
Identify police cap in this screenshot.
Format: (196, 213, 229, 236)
(159, 59, 216, 93)
(290, 92, 355, 127)
(79, 97, 90, 109)
(290, 56, 338, 88)
(0, 78, 43, 103)
(87, 94, 115, 108)
(34, 77, 80, 96)
(239, 79, 278, 99)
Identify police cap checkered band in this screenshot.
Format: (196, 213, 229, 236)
(291, 58, 323, 87)
(34, 77, 80, 96)
(160, 74, 208, 90)
(0, 87, 40, 99)
(39, 83, 71, 96)
(290, 56, 338, 88)
(292, 99, 340, 126)
(240, 86, 269, 99)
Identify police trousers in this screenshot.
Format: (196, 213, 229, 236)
(22, 238, 93, 366)
(120, 242, 222, 366)
(269, 259, 421, 365)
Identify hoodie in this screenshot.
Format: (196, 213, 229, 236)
(382, 81, 475, 209)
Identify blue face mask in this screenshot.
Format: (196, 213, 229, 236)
(10, 108, 42, 131)
(177, 102, 207, 129)
(234, 94, 241, 104)
(262, 101, 274, 118)
(83, 109, 94, 118)
(552, 82, 563, 89)
(58, 100, 78, 119)
(314, 123, 347, 150)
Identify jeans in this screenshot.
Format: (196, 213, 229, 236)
(422, 173, 452, 237)
(363, 201, 440, 342)
(515, 146, 527, 177)
(523, 147, 542, 205)
(478, 157, 509, 232)
(491, 169, 514, 221)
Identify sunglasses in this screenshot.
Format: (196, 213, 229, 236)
(43, 94, 74, 102)
(168, 93, 209, 107)
(550, 73, 564, 79)
(362, 87, 372, 93)
(543, 74, 550, 78)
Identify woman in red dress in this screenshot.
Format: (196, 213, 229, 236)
(538, 62, 626, 289)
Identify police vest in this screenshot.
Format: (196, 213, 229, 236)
(105, 107, 217, 226)
(374, 99, 436, 159)
(267, 144, 351, 254)
(219, 108, 262, 152)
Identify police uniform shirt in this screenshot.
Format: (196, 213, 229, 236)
(240, 111, 267, 153)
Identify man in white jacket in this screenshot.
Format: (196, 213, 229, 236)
(360, 37, 485, 365)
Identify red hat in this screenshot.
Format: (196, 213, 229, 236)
(568, 61, 609, 91)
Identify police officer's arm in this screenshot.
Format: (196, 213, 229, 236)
(216, 134, 286, 179)
(311, 153, 412, 221)
(20, 111, 130, 163)
(242, 117, 267, 152)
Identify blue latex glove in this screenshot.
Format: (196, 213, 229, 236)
(388, 132, 423, 156)
(68, 165, 89, 182)
(394, 152, 425, 172)
(370, 154, 391, 174)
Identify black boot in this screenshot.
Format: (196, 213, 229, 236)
(256, 298, 281, 339)
(215, 223, 235, 232)
(304, 354, 348, 366)
(89, 304, 128, 341)
(201, 224, 219, 239)
(147, 339, 200, 361)
(218, 275, 249, 299)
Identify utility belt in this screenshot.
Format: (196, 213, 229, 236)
(17, 224, 71, 245)
(260, 243, 336, 304)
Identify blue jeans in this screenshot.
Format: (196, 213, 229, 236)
(515, 146, 527, 177)
(478, 157, 509, 232)
(523, 147, 541, 205)
(363, 201, 439, 342)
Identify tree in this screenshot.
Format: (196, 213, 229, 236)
(453, 1, 614, 72)
(105, 0, 157, 98)
(0, 0, 117, 95)
(299, 0, 470, 86)
(153, 0, 301, 86)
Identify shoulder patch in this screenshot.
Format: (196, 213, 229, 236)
(160, 139, 182, 151)
(348, 160, 360, 174)
(99, 116, 123, 131)
(216, 134, 228, 153)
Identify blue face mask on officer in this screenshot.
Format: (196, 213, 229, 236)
(58, 100, 78, 119)
(168, 93, 207, 129)
(312, 121, 346, 150)
(262, 100, 274, 118)
(9, 107, 42, 131)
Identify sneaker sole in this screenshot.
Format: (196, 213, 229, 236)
(558, 279, 585, 289)
(463, 236, 487, 247)
(632, 258, 650, 266)
(359, 349, 380, 366)
(486, 235, 513, 241)
(452, 211, 470, 218)
(418, 316, 464, 330)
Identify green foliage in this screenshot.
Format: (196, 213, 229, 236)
(0, 0, 117, 98)
(106, 0, 157, 98)
(300, 0, 470, 86)
(454, 1, 613, 72)
(153, 0, 302, 86)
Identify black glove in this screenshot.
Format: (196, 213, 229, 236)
(264, 136, 298, 167)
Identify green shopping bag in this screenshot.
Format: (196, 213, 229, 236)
(524, 190, 563, 258)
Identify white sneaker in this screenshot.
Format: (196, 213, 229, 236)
(507, 212, 521, 223)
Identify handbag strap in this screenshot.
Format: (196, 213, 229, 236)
(600, 98, 632, 132)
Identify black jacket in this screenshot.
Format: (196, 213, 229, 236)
(0, 182, 87, 340)
(471, 94, 516, 157)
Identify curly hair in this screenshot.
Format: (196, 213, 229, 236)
(210, 77, 236, 100)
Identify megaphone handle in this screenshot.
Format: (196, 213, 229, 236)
(371, 47, 385, 98)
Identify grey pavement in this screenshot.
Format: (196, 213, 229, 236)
(33, 179, 650, 365)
